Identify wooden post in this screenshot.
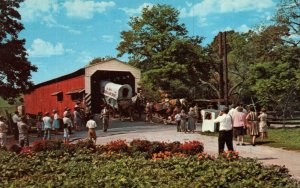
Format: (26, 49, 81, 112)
(218, 32, 224, 101)
(223, 32, 229, 107)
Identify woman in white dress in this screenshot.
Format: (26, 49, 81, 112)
(258, 108, 268, 141)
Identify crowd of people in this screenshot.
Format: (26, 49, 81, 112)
(214, 104, 269, 154)
(0, 104, 108, 149)
(0, 97, 269, 155)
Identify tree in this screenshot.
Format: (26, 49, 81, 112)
(275, 0, 300, 46)
(0, 0, 37, 102)
(117, 4, 208, 100)
(248, 25, 300, 118)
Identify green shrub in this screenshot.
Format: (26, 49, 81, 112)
(0, 150, 298, 187)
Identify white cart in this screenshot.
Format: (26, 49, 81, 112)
(201, 109, 220, 132)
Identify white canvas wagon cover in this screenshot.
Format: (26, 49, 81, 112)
(100, 81, 133, 100)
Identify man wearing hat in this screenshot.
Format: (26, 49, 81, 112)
(0, 116, 8, 148)
(214, 107, 234, 154)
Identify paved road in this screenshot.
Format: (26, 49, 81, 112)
(6, 119, 300, 181)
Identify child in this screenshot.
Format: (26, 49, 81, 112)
(86, 114, 97, 143)
(62, 114, 72, 144)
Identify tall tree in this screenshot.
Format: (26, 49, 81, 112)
(275, 0, 300, 46)
(249, 25, 300, 118)
(0, 0, 37, 102)
(117, 4, 208, 100)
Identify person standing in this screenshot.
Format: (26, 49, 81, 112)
(36, 112, 43, 137)
(232, 106, 247, 146)
(187, 107, 197, 133)
(246, 106, 259, 146)
(101, 106, 109, 132)
(180, 110, 188, 133)
(175, 111, 181, 132)
(43, 112, 52, 140)
(214, 107, 234, 154)
(62, 113, 72, 144)
(64, 107, 73, 134)
(86, 115, 97, 143)
(11, 111, 20, 140)
(0, 116, 8, 148)
(17, 116, 30, 147)
(52, 110, 60, 136)
(74, 105, 83, 131)
(258, 108, 268, 142)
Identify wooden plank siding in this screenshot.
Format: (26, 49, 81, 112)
(24, 75, 84, 117)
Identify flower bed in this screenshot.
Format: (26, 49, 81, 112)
(0, 139, 299, 187)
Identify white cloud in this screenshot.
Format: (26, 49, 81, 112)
(260, 11, 273, 21)
(64, 0, 115, 19)
(28, 38, 64, 57)
(20, 0, 58, 22)
(237, 24, 251, 33)
(212, 26, 233, 34)
(102, 35, 114, 42)
(213, 24, 251, 34)
(120, 3, 153, 16)
(180, 0, 274, 18)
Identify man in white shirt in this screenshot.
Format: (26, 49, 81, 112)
(214, 107, 234, 154)
(86, 115, 97, 143)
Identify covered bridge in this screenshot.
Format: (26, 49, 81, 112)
(23, 59, 141, 116)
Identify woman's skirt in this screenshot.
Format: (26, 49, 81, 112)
(53, 119, 60, 129)
(247, 121, 259, 136)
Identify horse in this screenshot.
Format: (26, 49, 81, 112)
(163, 98, 189, 121)
(117, 94, 146, 122)
(117, 99, 135, 122)
(151, 101, 174, 123)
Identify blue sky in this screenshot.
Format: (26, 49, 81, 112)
(18, 0, 279, 84)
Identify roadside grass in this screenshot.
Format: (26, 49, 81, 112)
(201, 127, 300, 151)
(0, 97, 9, 107)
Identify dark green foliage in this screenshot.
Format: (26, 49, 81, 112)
(0, 150, 299, 187)
(117, 4, 208, 100)
(0, 0, 37, 101)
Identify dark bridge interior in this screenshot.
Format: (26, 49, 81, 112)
(90, 70, 135, 113)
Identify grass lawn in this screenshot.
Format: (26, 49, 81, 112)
(0, 97, 10, 107)
(201, 127, 300, 151)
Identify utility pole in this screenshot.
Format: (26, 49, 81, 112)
(222, 32, 229, 107)
(218, 32, 224, 101)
